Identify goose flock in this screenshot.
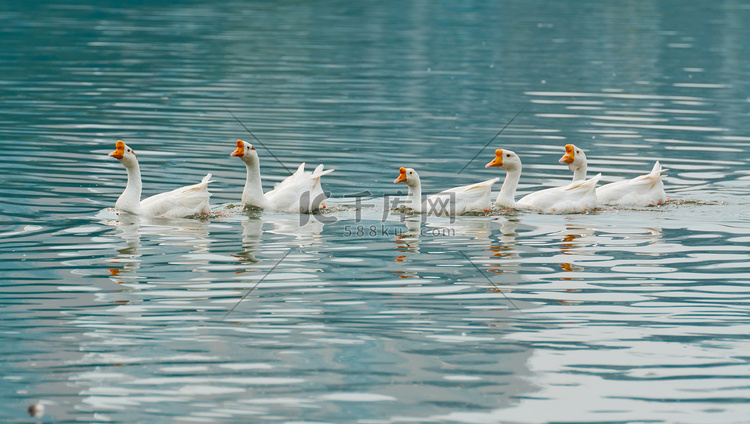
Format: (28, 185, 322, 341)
(108, 140, 666, 218)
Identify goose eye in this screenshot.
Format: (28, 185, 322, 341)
(127, 149, 132, 153)
(506, 153, 510, 157)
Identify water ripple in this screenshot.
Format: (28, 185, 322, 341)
(3, 1, 750, 423)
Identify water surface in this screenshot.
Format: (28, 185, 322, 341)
(2, 1, 750, 423)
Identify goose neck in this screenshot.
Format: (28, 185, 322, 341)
(406, 182, 422, 213)
(571, 162, 587, 181)
(496, 166, 521, 207)
(242, 159, 268, 207)
(116, 160, 143, 213)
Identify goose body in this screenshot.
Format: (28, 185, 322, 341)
(393, 167, 498, 215)
(486, 149, 599, 214)
(560, 144, 666, 207)
(108, 140, 212, 218)
(231, 140, 333, 213)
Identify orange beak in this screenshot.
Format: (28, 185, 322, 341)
(109, 140, 125, 160)
(230, 140, 245, 157)
(559, 144, 575, 164)
(394, 167, 407, 183)
(485, 149, 503, 168)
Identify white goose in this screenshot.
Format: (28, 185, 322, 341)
(393, 167, 499, 215)
(108, 140, 213, 218)
(230, 139, 334, 213)
(559, 144, 666, 207)
(485, 149, 599, 214)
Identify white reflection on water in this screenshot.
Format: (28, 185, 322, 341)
(5, 0, 750, 422)
(6, 200, 750, 422)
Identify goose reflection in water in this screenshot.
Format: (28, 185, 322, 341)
(235, 214, 325, 268)
(393, 214, 495, 279)
(392, 217, 424, 278)
(106, 213, 142, 279)
(394, 216, 421, 279)
(235, 218, 263, 264)
(552, 218, 663, 306)
(265, 216, 325, 246)
(556, 220, 598, 275)
(554, 222, 595, 305)
(105, 212, 211, 282)
(487, 218, 522, 275)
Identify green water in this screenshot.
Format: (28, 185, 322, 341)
(2, 1, 750, 422)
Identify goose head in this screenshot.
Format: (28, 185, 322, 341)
(108, 140, 138, 167)
(485, 149, 521, 171)
(230, 139, 258, 164)
(559, 144, 586, 171)
(393, 167, 420, 187)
